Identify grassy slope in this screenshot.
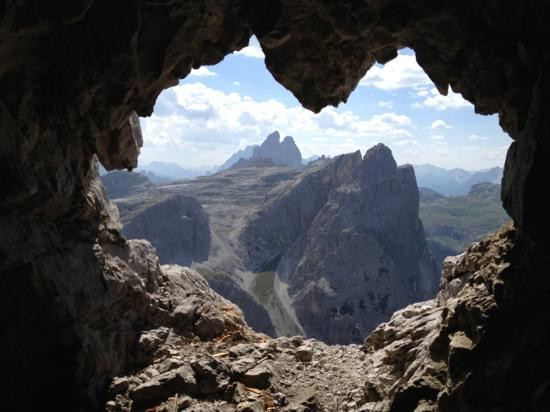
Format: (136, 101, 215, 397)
(419, 183, 510, 270)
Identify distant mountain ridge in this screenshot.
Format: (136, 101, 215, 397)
(414, 164, 503, 196)
(419, 182, 509, 270)
(136, 161, 212, 181)
(251, 131, 303, 168)
(220, 131, 303, 172)
(217, 144, 258, 171)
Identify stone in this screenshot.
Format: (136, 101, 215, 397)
(173, 302, 197, 326)
(243, 364, 274, 389)
(109, 377, 130, 395)
(192, 357, 229, 395)
(236, 401, 265, 412)
(230, 357, 257, 379)
(295, 346, 313, 362)
(194, 314, 226, 340)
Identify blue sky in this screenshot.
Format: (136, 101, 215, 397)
(140, 37, 511, 171)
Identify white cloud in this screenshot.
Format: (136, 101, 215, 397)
(431, 120, 451, 129)
(189, 66, 217, 77)
(414, 88, 472, 111)
(378, 101, 393, 109)
(235, 45, 264, 59)
(360, 53, 432, 90)
(233, 81, 240, 86)
(140, 82, 415, 166)
(429, 135, 445, 141)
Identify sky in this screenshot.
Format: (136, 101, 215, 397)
(139, 37, 511, 171)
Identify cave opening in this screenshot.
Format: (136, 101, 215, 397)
(99, 41, 512, 345)
(2, 1, 550, 410)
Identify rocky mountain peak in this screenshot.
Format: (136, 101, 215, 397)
(252, 131, 303, 168)
(358, 143, 398, 184)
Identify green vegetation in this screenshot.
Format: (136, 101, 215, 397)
(250, 271, 276, 305)
(419, 183, 510, 270)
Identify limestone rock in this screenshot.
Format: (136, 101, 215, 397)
(243, 145, 438, 343)
(243, 364, 274, 389)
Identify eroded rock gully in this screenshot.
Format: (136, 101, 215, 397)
(1, 1, 550, 410)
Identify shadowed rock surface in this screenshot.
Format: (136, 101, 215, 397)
(2, 1, 550, 410)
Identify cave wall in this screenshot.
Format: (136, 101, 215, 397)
(1, 0, 549, 409)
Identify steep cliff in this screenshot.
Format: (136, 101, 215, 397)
(122, 194, 211, 267)
(242, 144, 438, 343)
(289, 146, 437, 344)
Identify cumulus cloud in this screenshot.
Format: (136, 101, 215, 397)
(233, 81, 240, 86)
(140, 82, 415, 166)
(429, 135, 445, 141)
(360, 53, 432, 90)
(414, 88, 472, 110)
(431, 120, 451, 129)
(235, 45, 264, 59)
(189, 67, 217, 77)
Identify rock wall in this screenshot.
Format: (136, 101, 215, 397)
(362, 223, 550, 411)
(242, 145, 438, 344)
(123, 194, 211, 267)
(1, 0, 550, 409)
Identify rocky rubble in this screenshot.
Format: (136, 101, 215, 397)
(106, 331, 369, 411)
(361, 222, 550, 411)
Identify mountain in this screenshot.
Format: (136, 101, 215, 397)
(419, 182, 509, 270)
(136, 161, 211, 181)
(122, 194, 211, 267)
(217, 144, 258, 171)
(250, 131, 303, 168)
(242, 145, 438, 343)
(413, 164, 503, 195)
(106, 143, 437, 344)
(302, 154, 320, 165)
(100, 171, 158, 199)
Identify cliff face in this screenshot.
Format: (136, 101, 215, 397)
(243, 144, 438, 343)
(122, 194, 210, 267)
(290, 146, 437, 343)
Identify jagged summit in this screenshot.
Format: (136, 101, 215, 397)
(251, 131, 303, 168)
